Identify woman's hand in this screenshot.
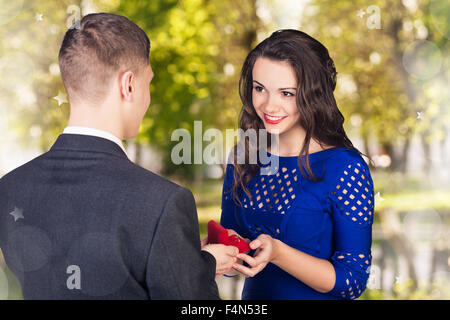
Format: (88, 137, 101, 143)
(232, 234, 279, 278)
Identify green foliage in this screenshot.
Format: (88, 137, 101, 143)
(303, 0, 449, 168)
(119, 0, 260, 177)
(0, 0, 259, 179)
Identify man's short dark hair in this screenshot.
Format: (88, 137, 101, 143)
(58, 13, 150, 103)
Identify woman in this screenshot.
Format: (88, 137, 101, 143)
(220, 29, 374, 300)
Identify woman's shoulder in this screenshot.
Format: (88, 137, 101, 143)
(324, 148, 375, 226)
(326, 146, 368, 167)
(320, 147, 371, 184)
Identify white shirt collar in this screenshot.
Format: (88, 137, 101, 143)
(63, 126, 127, 157)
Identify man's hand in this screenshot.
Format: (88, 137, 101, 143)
(201, 243, 239, 277)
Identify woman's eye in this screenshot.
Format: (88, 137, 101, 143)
(282, 91, 295, 97)
(254, 86, 264, 92)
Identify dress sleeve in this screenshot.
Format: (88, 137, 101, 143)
(327, 160, 374, 300)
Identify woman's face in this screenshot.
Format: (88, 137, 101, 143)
(251, 57, 301, 136)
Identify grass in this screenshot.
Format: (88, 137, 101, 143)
(376, 189, 450, 211)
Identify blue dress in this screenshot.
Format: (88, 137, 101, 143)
(220, 147, 374, 300)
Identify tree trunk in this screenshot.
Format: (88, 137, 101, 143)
(378, 208, 418, 291)
(382, 142, 399, 171)
(441, 128, 449, 166)
(362, 132, 373, 168)
(399, 136, 411, 174)
(420, 133, 432, 175)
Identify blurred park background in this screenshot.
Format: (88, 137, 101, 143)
(0, 0, 449, 300)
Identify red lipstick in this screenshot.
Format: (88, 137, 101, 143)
(264, 113, 287, 124)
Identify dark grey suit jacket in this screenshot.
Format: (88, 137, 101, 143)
(0, 134, 219, 299)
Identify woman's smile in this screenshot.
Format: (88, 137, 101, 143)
(263, 113, 287, 124)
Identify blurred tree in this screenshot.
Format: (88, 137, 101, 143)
(302, 0, 449, 172)
(0, 0, 261, 181)
(118, 0, 260, 180)
(0, 0, 120, 151)
(4, 0, 446, 177)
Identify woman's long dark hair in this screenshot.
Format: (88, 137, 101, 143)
(231, 29, 367, 206)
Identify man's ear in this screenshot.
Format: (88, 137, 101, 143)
(120, 71, 134, 101)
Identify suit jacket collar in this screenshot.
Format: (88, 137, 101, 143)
(63, 126, 126, 154)
(49, 134, 129, 160)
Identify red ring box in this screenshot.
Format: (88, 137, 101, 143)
(207, 220, 250, 253)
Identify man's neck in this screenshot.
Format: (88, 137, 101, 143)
(67, 105, 124, 140)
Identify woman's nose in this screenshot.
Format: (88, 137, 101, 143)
(263, 94, 281, 114)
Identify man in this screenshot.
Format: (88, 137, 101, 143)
(0, 13, 237, 299)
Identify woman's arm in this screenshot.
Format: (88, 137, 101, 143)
(273, 239, 336, 292)
(233, 234, 336, 293)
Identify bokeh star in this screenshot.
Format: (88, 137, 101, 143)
(35, 13, 44, 22)
(54, 91, 68, 106)
(9, 207, 24, 222)
(375, 192, 385, 204)
(416, 111, 423, 120)
(357, 9, 366, 19)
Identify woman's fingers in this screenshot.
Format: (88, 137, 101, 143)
(231, 235, 274, 277)
(232, 261, 266, 278)
(232, 262, 258, 277)
(249, 239, 262, 250)
(237, 253, 259, 267)
(234, 251, 269, 277)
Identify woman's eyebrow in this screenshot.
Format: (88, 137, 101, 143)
(253, 80, 296, 91)
(279, 86, 297, 91)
